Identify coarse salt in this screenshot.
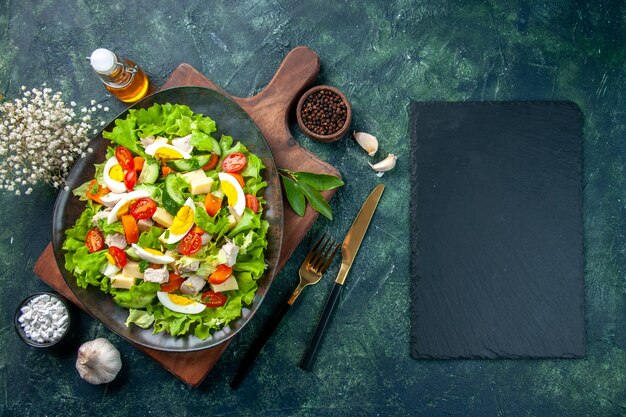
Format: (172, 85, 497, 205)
(18, 295, 69, 344)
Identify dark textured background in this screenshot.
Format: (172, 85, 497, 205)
(0, 1, 624, 416)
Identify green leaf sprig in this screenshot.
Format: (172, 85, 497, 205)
(278, 169, 344, 220)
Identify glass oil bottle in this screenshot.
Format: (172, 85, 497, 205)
(89, 48, 150, 103)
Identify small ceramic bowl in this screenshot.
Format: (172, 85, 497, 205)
(14, 292, 73, 348)
(296, 85, 352, 143)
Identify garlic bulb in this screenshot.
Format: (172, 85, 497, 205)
(369, 154, 398, 177)
(76, 338, 122, 385)
(353, 131, 378, 156)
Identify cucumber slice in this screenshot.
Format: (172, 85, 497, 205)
(134, 183, 157, 196)
(166, 155, 212, 172)
(163, 174, 186, 215)
(124, 246, 141, 261)
(209, 137, 221, 156)
(138, 157, 159, 184)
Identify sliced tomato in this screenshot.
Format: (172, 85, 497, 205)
(108, 246, 128, 268)
(121, 214, 139, 244)
(209, 264, 232, 285)
(133, 156, 145, 171)
(86, 228, 104, 253)
(115, 146, 134, 171)
(193, 226, 205, 235)
(179, 230, 202, 256)
(84, 179, 110, 205)
(221, 152, 247, 173)
(245, 194, 259, 213)
(202, 154, 219, 171)
(124, 170, 137, 191)
(201, 291, 227, 308)
(204, 193, 222, 217)
(161, 273, 185, 292)
(129, 197, 157, 220)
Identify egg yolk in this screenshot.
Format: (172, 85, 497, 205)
(105, 253, 116, 265)
(221, 181, 240, 206)
(116, 200, 132, 216)
(143, 247, 164, 256)
(154, 147, 183, 160)
(167, 293, 196, 306)
(169, 206, 194, 235)
(109, 164, 124, 181)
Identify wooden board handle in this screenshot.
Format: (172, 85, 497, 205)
(235, 46, 320, 151)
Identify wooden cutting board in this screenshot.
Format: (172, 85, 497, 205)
(33, 46, 340, 387)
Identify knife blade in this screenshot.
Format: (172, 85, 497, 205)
(300, 183, 385, 370)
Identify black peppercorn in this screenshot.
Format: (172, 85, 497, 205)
(300, 89, 347, 136)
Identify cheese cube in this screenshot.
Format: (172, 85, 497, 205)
(227, 214, 237, 229)
(110, 273, 135, 289)
(152, 207, 174, 227)
(210, 275, 239, 293)
(122, 261, 144, 279)
(182, 169, 206, 183)
(190, 176, 214, 195)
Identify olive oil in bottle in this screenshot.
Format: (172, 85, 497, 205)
(89, 48, 150, 103)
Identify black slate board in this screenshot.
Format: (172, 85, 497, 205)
(409, 101, 585, 359)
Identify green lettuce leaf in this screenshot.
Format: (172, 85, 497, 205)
(125, 309, 155, 329)
(111, 281, 160, 309)
(137, 226, 165, 250)
(97, 219, 124, 236)
(102, 115, 145, 157)
(190, 130, 220, 153)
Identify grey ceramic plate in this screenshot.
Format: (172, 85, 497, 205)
(52, 86, 283, 352)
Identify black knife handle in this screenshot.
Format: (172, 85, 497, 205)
(300, 283, 343, 371)
(230, 300, 291, 389)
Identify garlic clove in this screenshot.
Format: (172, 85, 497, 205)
(76, 338, 122, 385)
(353, 131, 378, 156)
(369, 153, 397, 177)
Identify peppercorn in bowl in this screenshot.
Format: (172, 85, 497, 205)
(296, 85, 351, 143)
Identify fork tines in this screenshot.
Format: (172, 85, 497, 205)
(307, 234, 340, 275)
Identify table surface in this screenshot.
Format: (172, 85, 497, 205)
(1, 1, 624, 416)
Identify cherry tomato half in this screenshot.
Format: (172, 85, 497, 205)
(161, 273, 184, 292)
(115, 146, 134, 171)
(129, 197, 157, 220)
(245, 194, 259, 213)
(85, 228, 104, 253)
(209, 264, 233, 285)
(179, 230, 202, 256)
(221, 152, 247, 173)
(201, 291, 227, 308)
(108, 246, 127, 268)
(202, 154, 219, 171)
(124, 170, 137, 191)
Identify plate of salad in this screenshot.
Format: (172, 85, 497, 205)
(52, 87, 283, 352)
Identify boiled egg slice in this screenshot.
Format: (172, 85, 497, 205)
(103, 157, 127, 193)
(218, 173, 245, 216)
(107, 190, 151, 224)
(144, 142, 191, 160)
(161, 198, 196, 244)
(157, 291, 206, 314)
(131, 244, 175, 264)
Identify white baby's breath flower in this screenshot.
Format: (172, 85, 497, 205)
(0, 85, 109, 195)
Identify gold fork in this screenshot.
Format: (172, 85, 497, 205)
(230, 234, 339, 389)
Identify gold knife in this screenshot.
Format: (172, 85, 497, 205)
(300, 184, 385, 370)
